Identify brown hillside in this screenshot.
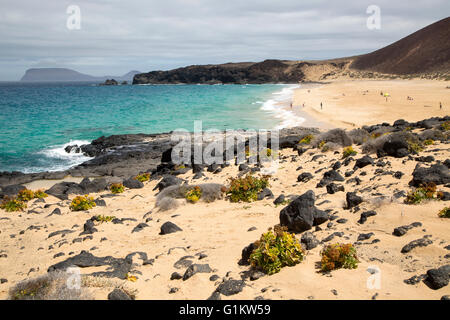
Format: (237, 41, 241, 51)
(351, 17, 450, 75)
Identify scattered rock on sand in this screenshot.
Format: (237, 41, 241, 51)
(346, 192, 363, 209)
(401, 237, 433, 253)
(160, 221, 182, 235)
(108, 288, 133, 300)
(279, 190, 328, 233)
(183, 264, 212, 280)
(424, 265, 450, 290)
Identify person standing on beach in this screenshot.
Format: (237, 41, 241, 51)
(440, 102, 442, 110)
(320, 102, 323, 110)
(290, 102, 293, 109)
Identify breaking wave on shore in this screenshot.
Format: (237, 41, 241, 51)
(21, 140, 93, 173)
(260, 85, 306, 129)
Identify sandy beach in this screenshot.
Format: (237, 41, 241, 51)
(1, 120, 449, 300)
(292, 80, 450, 129)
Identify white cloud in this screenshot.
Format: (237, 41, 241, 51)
(0, 0, 448, 80)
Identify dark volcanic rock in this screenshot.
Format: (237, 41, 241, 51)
(326, 183, 344, 194)
(409, 164, 450, 187)
(279, 190, 327, 233)
(257, 188, 274, 200)
(380, 132, 412, 158)
(297, 172, 313, 183)
(48, 250, 132, 279)
(215, 279, 246, 296)
(354, 155, 374, 169)
(133, 59, 307, 85)
(154, 175, 183, 191)
(80, 220, 97, 235)
(301, 232, 320, 250)
(401, 237, 433, 253)
(132, 223, 149, 233)
(357, 232, 374, 241)
(273, 194, 285, 205)
(424, 265, 450, 290)
(108, 288, 132, 300)
(160, 221, 182, 235)
(357, 210, 377, 224)
(239, 242, 256, 266)
(183, 264, 212, 280)
(323, 170, 345, 182)
(123, 178, 144, 189)
(0, 184, 25, 198)
(346, 192, 363, 209)
(393, 222, 422, 237)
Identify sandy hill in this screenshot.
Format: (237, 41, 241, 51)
(351, 17, 450, 75)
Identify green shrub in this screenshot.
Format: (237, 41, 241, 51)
(0, 197, 27, 212)
(342, 146, 357, 158)
(320, 243, 359, 272)
(110, 183, 125, 194)
(185, 186, 202, 203)
(134, 173, 150, 182)
(423, 139, 434, 146)
(438, 207, 450, 218)
(33, 190, 48, 199)
(17, 188, 35, 201)
(299, 134, 313, 145)
(70, 195, 96, 211)
(405, 182, 443, 204)
(225, 175, 269, 203)
(249, 225, 304, 275)
(441, 121, 450, 131)
(93, 215, 116, 223)
(407, 139, 424, 153)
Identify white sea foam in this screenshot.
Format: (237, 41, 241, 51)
(30, 140, 93, 172)
(260, 85, 305, 129)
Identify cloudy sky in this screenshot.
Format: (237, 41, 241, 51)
(0, 0, 448, 80)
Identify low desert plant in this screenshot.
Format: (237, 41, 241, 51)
(134, 173, 150, 182)
(319, 140, 326, 149)
(348, 128, 370, 145)
(342, 146, 357, 158)
(0, 197, 27, 212)
(70, 195, 96, 211)
(110, 183, 125, 194)
(299, 134, 313, 145)
(423, 139, 434, 146)
(17, 188, 35, 201)
(438, 207, 450, 218)
(93, 215, 116, 223)
(249, 225, 304, 275)
(33, 189, 48, 199)
(407, 139, 424, 153)
(9, 271, 91, 300)
(441, 121, 450, 131)
(225, 175, 269, 203)
(125, 274, 137, 282)
(185, 186, 202, 203)
(405, 183, 443, 204)
(320, 243, 359, 272)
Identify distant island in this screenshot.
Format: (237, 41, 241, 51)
(20, 68, 141, 83)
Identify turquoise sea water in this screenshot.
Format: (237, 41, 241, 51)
(0, 82, 302, 173)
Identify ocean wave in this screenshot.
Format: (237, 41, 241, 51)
(27, 140, 94, 173)
(260, 85, 305, 129)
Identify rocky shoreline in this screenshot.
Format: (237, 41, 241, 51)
(1, 116, 449, 197)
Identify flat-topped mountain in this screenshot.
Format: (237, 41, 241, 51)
(351, 17, 450, 75)
(20, 68, 141, 82)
